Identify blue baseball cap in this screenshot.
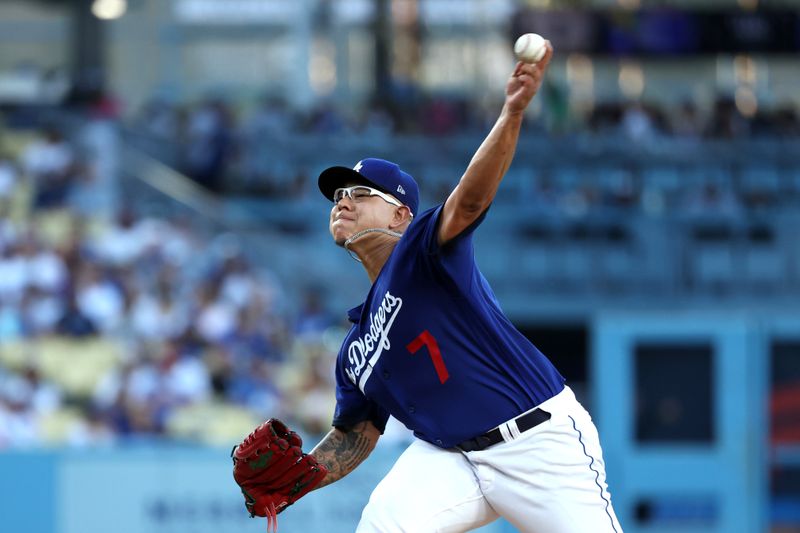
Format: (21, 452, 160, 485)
(318, 158, 419, 216)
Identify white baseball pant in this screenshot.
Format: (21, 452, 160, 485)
(356, 386, 623, 533)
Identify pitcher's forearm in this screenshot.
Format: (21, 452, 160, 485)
(310, 421, 380, 489)
(456, 106, 524, 210)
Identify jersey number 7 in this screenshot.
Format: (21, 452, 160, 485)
(406, 330, 450, 384)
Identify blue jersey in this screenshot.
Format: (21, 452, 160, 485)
(333, 204, 565, 448)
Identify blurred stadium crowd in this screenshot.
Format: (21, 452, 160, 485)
(0, 91, 800, 448)
(2, 87, 799, 449)
(134, 93, 800, 195)
(0, 124, 348, 448)
(1, 74, 799, 450)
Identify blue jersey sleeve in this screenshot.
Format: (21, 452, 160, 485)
(332, 350, 390, 433)
(402, 203, 489, 291)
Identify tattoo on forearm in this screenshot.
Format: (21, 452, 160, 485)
(311, 422, 376, 489)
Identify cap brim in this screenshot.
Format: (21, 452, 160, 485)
(317, 166, 388, 202)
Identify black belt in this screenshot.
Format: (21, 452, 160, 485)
(456, 408, 551, 452)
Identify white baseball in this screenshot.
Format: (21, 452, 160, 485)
(514, 33, 547, 64)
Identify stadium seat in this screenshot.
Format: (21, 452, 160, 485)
(165, 402, 262, 445)
(34, 209, 77, 248)
(35, 336, 121, 397)
(0, 338, 31, 370)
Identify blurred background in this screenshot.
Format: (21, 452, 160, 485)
(0, 0, 798, 531)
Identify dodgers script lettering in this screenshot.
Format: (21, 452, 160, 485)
(346, 291, 403, 387)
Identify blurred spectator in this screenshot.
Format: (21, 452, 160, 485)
(225, 304, 283, 364)
(0, 205, 17, 242)
(0, 154, 19, 208)
(0, 243, 27, 304)
(57, 289, 98, 337)
(621, 101, 657, 142)
(129, 284, 188, 341)
(227, 358, 283, 417)
(0, 396, 39, 448)
(670, 100, 704, 138)
(67, 406, 116, 447)
(294, 288, 335, 340)
(0, 299, 23, 340)
(91, 208, 150, 266)
(217, 254, 260, 309)
(21, 286, 63, 335)
(75, 263, 125, 333)
(706, 96, 750, 139)
(193, 282, 237, 343)
(20, 231, 68, 293)
(0, 365, 61, 448)
(183, 99, 236, 193)
(161, 345, 211, 405)
(21, 366, 62, 415)
(20, 127, 76, 208)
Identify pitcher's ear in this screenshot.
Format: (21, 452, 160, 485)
(390, 206, 412, 228)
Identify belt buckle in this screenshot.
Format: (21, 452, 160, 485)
(477, 435, 493, 450)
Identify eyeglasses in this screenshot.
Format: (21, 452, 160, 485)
(333, 185, 404, 209)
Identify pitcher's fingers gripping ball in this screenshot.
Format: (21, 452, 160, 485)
(231, 419, 328, 532)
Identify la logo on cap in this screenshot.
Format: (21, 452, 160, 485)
(354, 161, 363, 172)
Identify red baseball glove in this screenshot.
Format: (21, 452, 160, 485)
(231, 419, 328, 532)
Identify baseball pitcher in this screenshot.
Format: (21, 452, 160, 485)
(232, 41, 623, 533)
